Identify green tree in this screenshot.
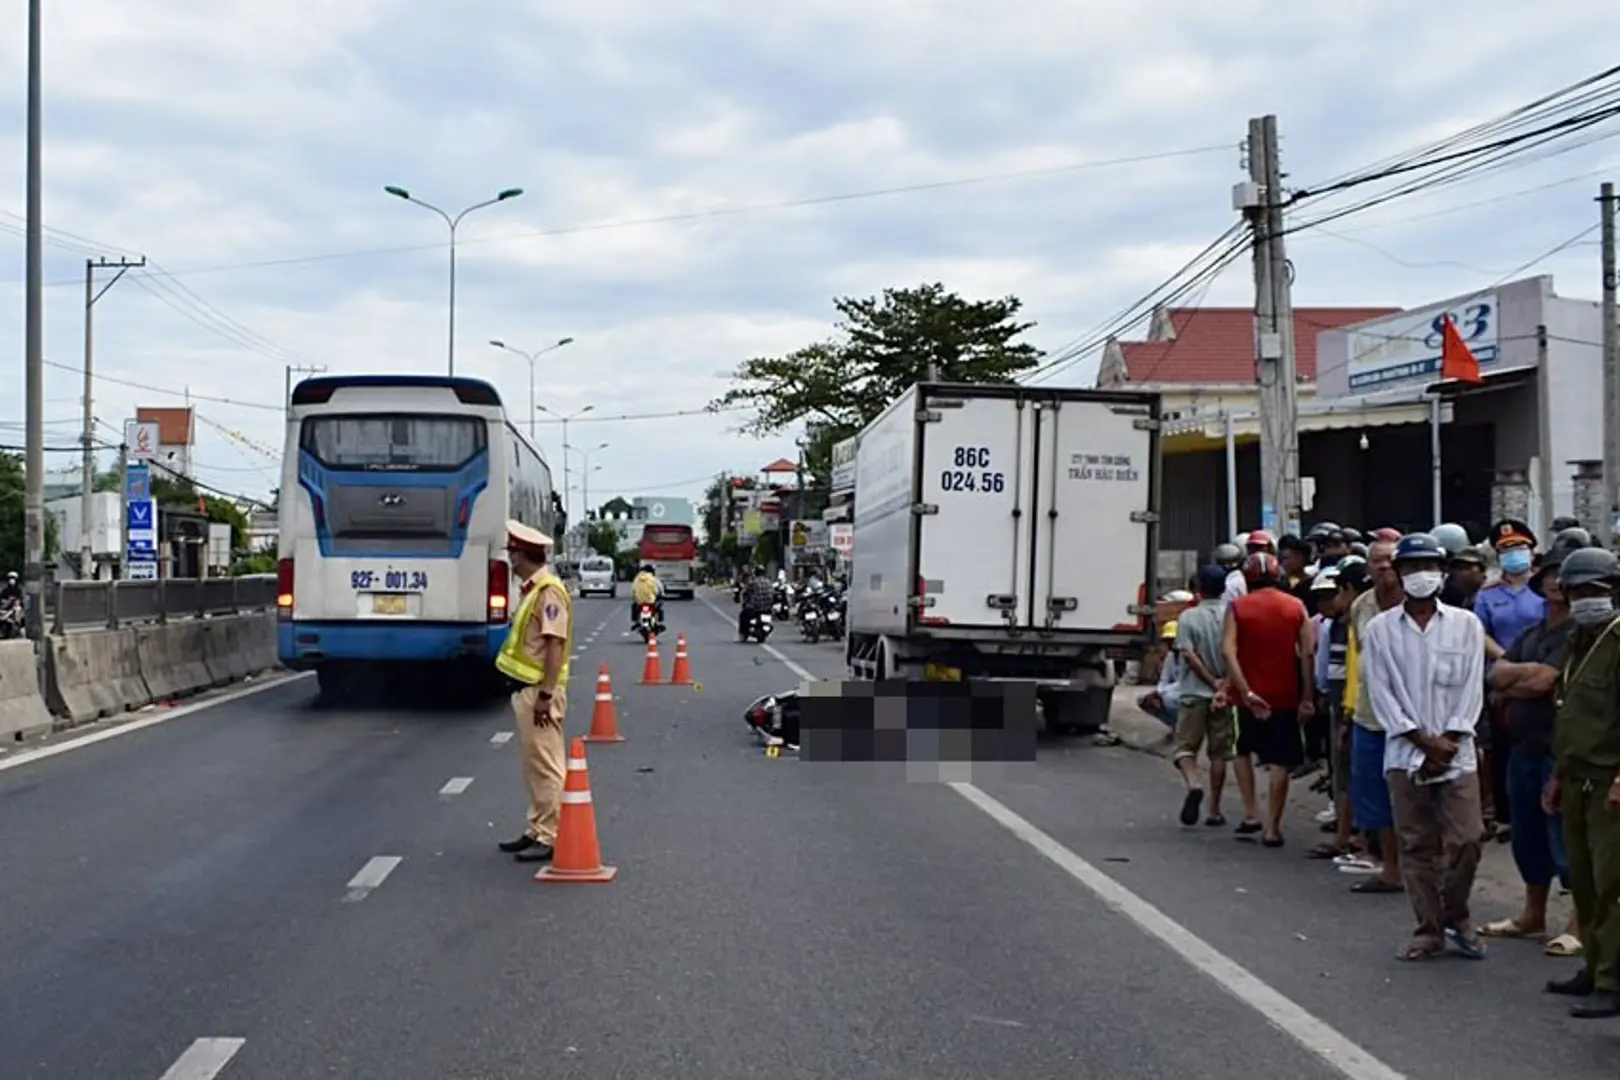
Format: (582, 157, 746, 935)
(708, 283, 1042, 476)
(0, 453, 24, 573)
(587, 520, 620, 557)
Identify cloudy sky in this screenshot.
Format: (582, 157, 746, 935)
(1, 1, 1615, 516)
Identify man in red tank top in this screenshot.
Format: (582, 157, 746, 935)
(1221, 551, 1316, 847)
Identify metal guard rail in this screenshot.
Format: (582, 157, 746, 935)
(52, 575, 278, 634)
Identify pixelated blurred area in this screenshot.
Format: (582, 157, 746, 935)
(797, 680, 1038, 777)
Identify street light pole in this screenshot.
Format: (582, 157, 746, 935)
(383, 185, 523, 376)
(23, 0, 46, 639)
(570, 442, 609, 526)
(489, 337, 574, 440)
(536, 404, 594, 547)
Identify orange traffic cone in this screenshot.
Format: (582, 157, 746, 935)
(670, 633, 693, 685)
(640, 635, 662, 684)
(584, 664, 624, 743)
(535, 737, 617, 883)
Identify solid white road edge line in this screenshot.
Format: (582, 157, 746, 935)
(158, 1037, 246, 1080)
(0, 672, 315, 775)
(709, 590, 1406, 1080)
(440, 776, 474, 796)
(344, 855, 403, 902)
(695, 593, 819, 681)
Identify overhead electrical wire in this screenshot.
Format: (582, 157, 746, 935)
(0, 143, 1235, 287)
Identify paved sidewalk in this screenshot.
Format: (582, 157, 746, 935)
(1104, 685, 1573, 931)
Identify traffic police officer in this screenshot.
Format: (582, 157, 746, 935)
(495, 519, 574, 865)
(1548, 546, 1620, 1017)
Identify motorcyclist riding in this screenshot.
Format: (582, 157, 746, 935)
(0, 571, 21, 607)
(630, 564, 665, 630)
(739, 570, 775, 638)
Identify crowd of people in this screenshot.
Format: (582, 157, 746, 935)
(1142, 516, 1620, 1018)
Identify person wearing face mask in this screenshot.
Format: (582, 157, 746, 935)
(1361, 532, 1488, 962)
(1545, 546, 1620, 1017)
(1476, 519, 1547, 842)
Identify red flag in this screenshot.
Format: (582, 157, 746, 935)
(1440, 315, 1484, 384)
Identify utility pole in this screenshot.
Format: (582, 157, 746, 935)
(284, 364, 327, 412)
(23, 0, 44, 639)
(1241, 115, 1302, 537)
(81, 256, 146, 579)
(1600, 181, 1618, 548)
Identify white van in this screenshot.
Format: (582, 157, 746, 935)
(578, 556, 617, 597)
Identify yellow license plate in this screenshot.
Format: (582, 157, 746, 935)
(373, 593, 409, 615)
(923, 663, 962, 682)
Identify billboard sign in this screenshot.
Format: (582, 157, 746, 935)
(124, 420, 160, 460)
(1343, 292, 1499, 391)
(829, 437, 857, 495)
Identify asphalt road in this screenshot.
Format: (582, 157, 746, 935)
(1, 592, 1614, 1079)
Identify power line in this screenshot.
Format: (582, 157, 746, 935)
(0, 144, 1235, 286)
(41, 358, 286, 412)
(536, 403, 752, 424)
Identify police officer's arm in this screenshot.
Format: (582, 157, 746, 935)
(534, 585, 569, 704)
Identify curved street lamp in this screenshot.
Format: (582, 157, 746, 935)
(537, 403, 594, 536)
(490, 337, 574, 439)
(383, 185, 523, 375)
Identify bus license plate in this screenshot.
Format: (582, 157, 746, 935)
(350, 570, 429, 591)
(372, 594, 409, 615)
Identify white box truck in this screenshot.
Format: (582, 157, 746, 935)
(845, 382, 1161, 733)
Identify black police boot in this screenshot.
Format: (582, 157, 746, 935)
(1569, 992, 1620, 1019)
(1546, 968, 1594, 997)
(498, 835, 537, 854)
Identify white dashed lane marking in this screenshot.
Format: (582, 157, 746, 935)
(343, 856, 402, 902)
(489, 732, 513, 746)
(439, 777, 474, 796)
(158, 1037, 245, 1079)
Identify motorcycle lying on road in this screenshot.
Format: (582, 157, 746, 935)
(635, 603, 665, 643)
(738, 607, 774, 643)
(744, 689, 800, 748)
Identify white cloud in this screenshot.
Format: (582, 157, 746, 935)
(0, 0, 1615, 514)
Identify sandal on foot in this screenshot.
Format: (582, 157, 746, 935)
(1234, 821, 1264, 836)
(1308, 842, 1350, 859)
(1179, 789, 1204, 827)
(1204, 813, 1226, 827)
(1479, 918, 1540, 939)
(1447, 927, 1488, 959)
(1261, 835, 1284, 848)
(1351, 878, 1403, 894)
(1397, 939, 1445, 962)
(1545, 933, 1584, 957)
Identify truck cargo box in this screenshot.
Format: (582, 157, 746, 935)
(849, 383, 1160, 645)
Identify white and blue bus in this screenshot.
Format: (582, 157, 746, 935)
(276, 374, 560, 697)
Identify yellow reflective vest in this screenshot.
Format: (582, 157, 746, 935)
(495, 570, 573, 690)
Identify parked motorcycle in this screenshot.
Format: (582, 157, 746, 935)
(0, 598, 22, 640)
(797, 590, 825, 642)
(738, 607, 774, 643)
(822, 586, 846, 640)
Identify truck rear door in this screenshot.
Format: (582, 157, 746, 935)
(1029, 393, 1159, 634)
(914, 390, 1032, 629)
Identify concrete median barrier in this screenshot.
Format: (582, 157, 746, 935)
(44, 628, 153, 725)
(0, 639, 52, 740)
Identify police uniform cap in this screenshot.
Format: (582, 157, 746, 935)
(506, 519, 553, 552)
(1489, 518, 1536, 551)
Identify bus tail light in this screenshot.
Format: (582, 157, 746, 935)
(488, 559, 510, 623)
(457, 497, 470, 527)
(277, 558, 295, 620)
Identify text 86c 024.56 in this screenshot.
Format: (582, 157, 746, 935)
(941, 446, 1006, 494)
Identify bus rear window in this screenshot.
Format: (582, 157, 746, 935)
(300, 414, 486, 472)
(643, 526, 692, 545)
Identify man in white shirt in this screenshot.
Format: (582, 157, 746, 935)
(1362, 532, 1488, 963)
